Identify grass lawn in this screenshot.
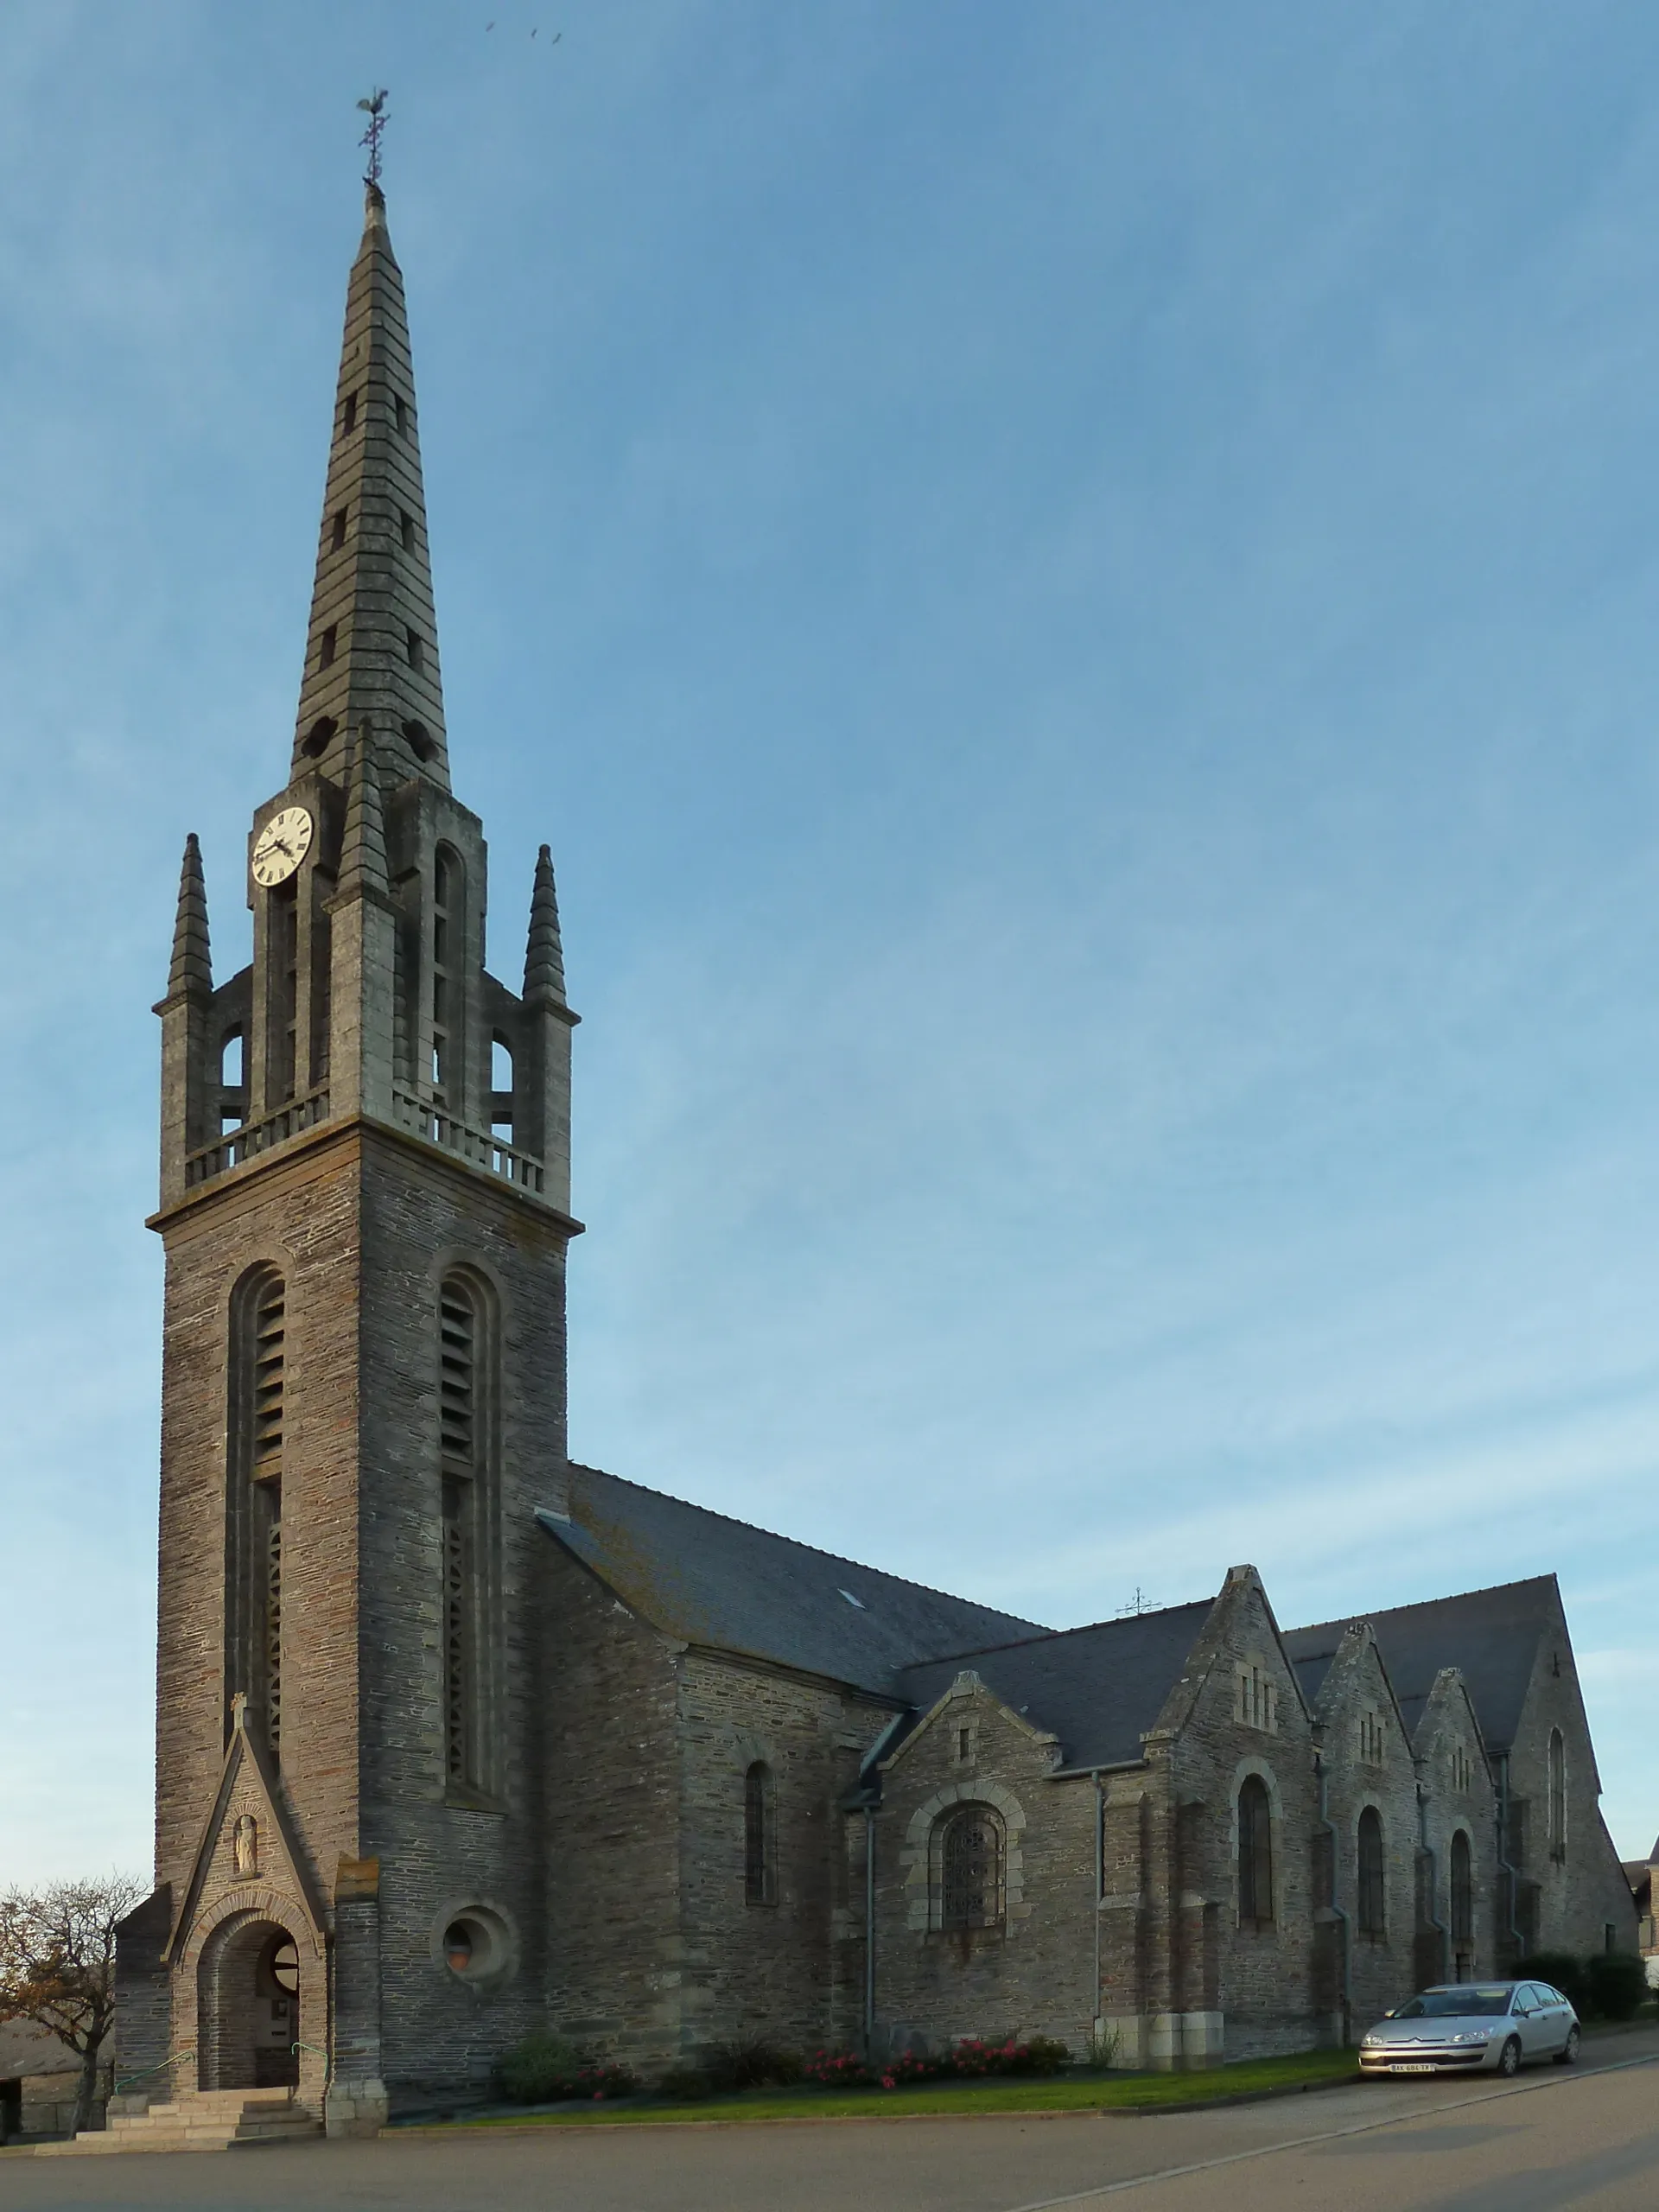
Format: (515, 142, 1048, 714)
(435, 2048, 1360, 2130)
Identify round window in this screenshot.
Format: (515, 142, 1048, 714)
(270, 1937, 299, 1995)
(438, 1908, 510, 1982)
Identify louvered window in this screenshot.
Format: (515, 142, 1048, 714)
(228, 1265, 286, 1764)
(940, 1807, 1004, 1931)
(440, 1282, 474, 1466)
(438, 1272, 493, 1794)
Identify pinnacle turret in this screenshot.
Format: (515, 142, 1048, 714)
(335, 726, 389, 899)
(524, 844, 566, 1004)
(289, 182, 449, 791)
(168, 833, 212, 996)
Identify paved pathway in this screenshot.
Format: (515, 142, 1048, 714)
(3, 2031, 1655, 2210)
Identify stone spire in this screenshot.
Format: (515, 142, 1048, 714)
(289, 181, 450, 791)
(167, 833, 213, 995)
(524, 845, 566, 1005)
(335, 726, 389, 900)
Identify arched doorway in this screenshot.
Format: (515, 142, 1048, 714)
(197, 1916, 300, 2089)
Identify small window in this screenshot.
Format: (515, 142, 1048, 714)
(744, 1762, 774, 1905)
(301, 715, 337, 759)
(220, 1028, 245, 1090)
(395, 395, 409, 436)
(406, 627, 424, 672)
(1357, 1807, 1385, 1938)
(1236, 1663, 1277, 1733)
(957, 1726, 974, 1764)
(400, 509, 416, 551)
(1237, 1774, 1273, 1927)
(1359, 1710, 1385, 1764)
(1451, 1745, 1472, 1794)
(319, 625, 338, 670)
(340, 391, 358, 436)
(330, 508, 347, 551)
(402, 718, 434, 761)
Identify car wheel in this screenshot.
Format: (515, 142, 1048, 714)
(1497, 2037, 1522, 2078)
(1554, 2026, 1580, 2067)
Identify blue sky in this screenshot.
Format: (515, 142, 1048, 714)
(3, 0, 1658, 1878)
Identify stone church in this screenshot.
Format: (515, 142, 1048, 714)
(111, 185, 1636, 2135)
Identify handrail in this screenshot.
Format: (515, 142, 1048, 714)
(113, 2047, 195, 2097)
(290, 2041, 332, 2105)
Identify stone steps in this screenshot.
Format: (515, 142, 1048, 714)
(34, 2089, 321, 2156)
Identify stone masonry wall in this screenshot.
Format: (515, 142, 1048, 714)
(537, 1543, 685, 2074)
(872, 1678, 1100, 2058)
(674, 1651, 884, 2059)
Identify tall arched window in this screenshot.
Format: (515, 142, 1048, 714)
(1548, 1729, 1567, 1861)
(940, 1805, 1005, 1931)
(1237, 1775, 1274, 1928)
(438, 1270, 497, 1795)
(430, 847, 461, 1098)
(227, 1266, 286, 1760)
(1450, 1828, 1473, 1952)
(1357, 1807, 1386, 1938)
(744, 1762, 774, 1905)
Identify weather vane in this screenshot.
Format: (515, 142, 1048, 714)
(358, 87, 390, 188)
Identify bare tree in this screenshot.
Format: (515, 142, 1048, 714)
(0, 1876, 147, 2136)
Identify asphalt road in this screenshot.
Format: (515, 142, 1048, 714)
(3, 2033, 1656, 2212)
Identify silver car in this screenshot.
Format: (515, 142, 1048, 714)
(1359, 1980, 1580, 2077)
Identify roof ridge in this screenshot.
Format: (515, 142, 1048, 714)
(565, 1461, 1051, 1630)
(899, 1598, 1215, 1673)
(1287, 1573, 1560, 1637)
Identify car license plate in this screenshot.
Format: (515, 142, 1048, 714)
(1389, 2063, 1438, 2073)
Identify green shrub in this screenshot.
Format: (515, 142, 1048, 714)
(499, 2033, 587, 2103)
(1524, 1953, 1590, 2015)
(498, 2032, 639, 2104)
(1583, 1952, 1649, 2022)
(704, 2037, 804, 2091)
(655, 2067, 713, 2101)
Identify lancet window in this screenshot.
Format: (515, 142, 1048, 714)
(1237, 1774, 1274, 1928)
(743, 1763, 774, 1905)
(939, 1805, 1005, 1932)
(1357, 1807, 1386, 1937)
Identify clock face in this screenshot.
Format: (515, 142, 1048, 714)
(251, 806, 315, 888)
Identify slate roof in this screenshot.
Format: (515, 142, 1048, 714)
(891, 1600, 1217, 1771)
(0, 2018, 77, 2080)
(538, 1464, 1047, 1698)
(1283, 1575, 1560, 1751)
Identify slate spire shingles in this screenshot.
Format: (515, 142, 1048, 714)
(168, 832, 212, 996)
(289, 181, 450, 791)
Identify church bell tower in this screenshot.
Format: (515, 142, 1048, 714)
(125, 181, 580, 2133)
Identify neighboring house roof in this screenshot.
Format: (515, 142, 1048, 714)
(1284, 1575, 1560, 1752)
(891, 1601, 1217, 1771)
(0, 2019, 77, 2079)
(538, 1464, 1047, 1697)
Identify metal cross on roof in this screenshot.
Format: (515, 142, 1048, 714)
(358, 88, 390, 188)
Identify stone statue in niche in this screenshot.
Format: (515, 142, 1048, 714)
(233, 1814, 258, 1878)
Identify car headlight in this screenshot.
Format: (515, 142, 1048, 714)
(1448, 2031, 1491, 2044)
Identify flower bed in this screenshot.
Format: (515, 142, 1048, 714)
(803, 2036, 1071, 2090)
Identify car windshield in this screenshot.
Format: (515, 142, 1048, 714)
(1394, 1987, 1514, 2018)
